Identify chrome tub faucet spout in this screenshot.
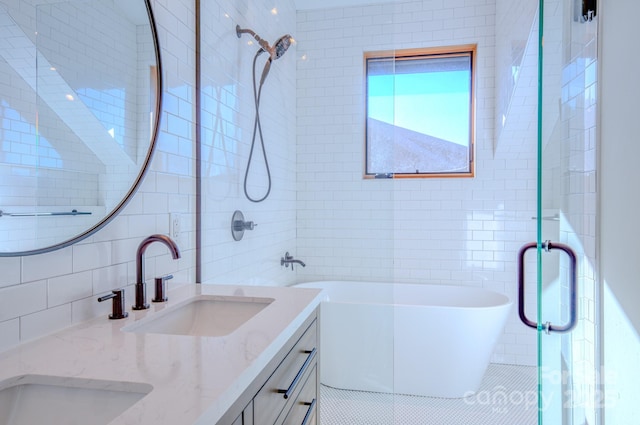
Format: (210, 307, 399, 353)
(133, 234, 181, 310)
(281, 252, 306, 271)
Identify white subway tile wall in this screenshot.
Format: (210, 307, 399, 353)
(0, 0, 196, 350)
(557, 7, 598, 423)
(199, 0, 299, 286)
(295, 0, 539, 366)
(494, 0, 538, 147)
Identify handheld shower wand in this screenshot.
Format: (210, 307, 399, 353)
(236, 25, 293, 203)
(237, 26, 293, 85)
(236, 25, 292, 61)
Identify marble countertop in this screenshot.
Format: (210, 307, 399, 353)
(0, 284, 323, 424)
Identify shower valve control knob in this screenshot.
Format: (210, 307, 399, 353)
(234, 220, 257, 231)
(231, 210, 257, 241)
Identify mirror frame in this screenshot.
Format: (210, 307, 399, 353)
(0, 0, 163, 257)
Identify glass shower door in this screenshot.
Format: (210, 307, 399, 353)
(521, 0, 599, 424)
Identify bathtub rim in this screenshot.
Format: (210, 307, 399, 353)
(292, 280, 512, 310)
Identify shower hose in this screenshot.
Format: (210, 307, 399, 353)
(243, 50, 272, 203)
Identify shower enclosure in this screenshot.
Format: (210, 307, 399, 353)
(197, 0, 600, 423)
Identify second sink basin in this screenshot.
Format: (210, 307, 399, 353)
(0, 375, 151, 425)
(124, 295, 274, 337)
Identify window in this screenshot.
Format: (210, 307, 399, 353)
(365, 45, 475, 178)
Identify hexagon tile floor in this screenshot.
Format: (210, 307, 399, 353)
(319, 364, 537, 425)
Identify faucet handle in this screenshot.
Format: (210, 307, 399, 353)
(97, 289, 129, 320)
(152, 274, 173, 303)
(233, 219, 257, 230)
(281, 252, 291, 267)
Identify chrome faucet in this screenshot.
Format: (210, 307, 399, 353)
(281, 252, 306, 271)
(133, 234, 181, 310)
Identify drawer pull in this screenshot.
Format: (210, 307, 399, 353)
(301, 398, 317, 425)
(278, 348, 316, 399)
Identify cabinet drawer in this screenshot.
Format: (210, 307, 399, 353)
(281, 365, 317, 425)
(254, 320, 317, 424)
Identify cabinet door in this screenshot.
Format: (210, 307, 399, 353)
(244, 400, 253, 425)
(231, 400, 253, 425)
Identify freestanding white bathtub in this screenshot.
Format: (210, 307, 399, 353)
(294, 281, 512, 398)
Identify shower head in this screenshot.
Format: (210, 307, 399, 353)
(236, 25, 293, 61)
(272, 33, 292, 60)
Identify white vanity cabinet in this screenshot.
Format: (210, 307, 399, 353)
(222, 309, 319, 425)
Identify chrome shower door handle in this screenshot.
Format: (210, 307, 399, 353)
(517, 241, 578, 334)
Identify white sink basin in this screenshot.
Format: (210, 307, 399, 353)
(124, 295, 274, 337)
(0, 375, 151, 425)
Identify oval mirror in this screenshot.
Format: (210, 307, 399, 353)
(0, 0, 162, 256)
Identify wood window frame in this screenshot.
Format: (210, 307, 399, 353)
(364, 44, 476, 179)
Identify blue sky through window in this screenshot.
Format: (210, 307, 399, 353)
(367, 69, 471, 146)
